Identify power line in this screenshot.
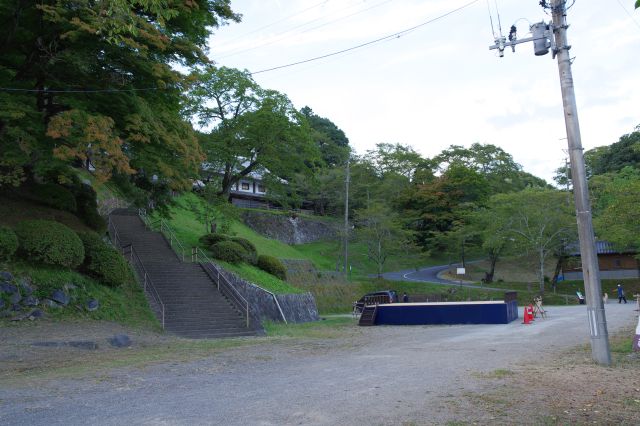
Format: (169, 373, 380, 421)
(251, 0, 480, 75)
(614, 0, 640, 31)
(216, 0, 395, 59)
(0, 87, 161, 93)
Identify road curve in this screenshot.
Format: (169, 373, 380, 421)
(381, 264, 509, 291)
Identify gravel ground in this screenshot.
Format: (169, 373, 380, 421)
(0, 303, 637, 425)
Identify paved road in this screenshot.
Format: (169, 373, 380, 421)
(381, 264, 510, 291)
(1, 304, 637, 425)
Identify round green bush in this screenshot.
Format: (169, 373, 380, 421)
(31, 183, 77, 212)
(209, 240, 246, 264)
(257, 255, 287, 280)
(78, 232, 131, 287)
(230, 237, 257, 264)
(82, 209, 107, 233)
(73, 184, 105, 232)
(15, 220, 84, 268)
(0, 226, 18, 261)
(199, 233, 229, 246)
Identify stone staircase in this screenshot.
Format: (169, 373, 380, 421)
(109, 210, 256, 339)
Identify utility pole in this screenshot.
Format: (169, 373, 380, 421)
(343, 159, 350, 277)
(550, 0, 610, 365)
(488, 0, 611, 365)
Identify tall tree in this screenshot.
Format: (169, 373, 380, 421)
(487, 188, 576, 293)
(187, 66, 318, 198)
(300, 106, 350, 167)
(0, 0, 240, 192)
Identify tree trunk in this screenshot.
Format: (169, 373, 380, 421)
(551, 255, 565, 292)
(539, 248, 545, 294)
(485, 253, 498, 284)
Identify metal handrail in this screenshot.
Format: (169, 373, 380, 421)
(107, 217, 165, 329)
(138, 209, 186, 261)
(122, 243, 166, 329)
(193, 247, 251, 328)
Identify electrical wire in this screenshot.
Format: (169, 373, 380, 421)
(0, 87, 160, 93)
(216, 0, 395, 59)
(251, 0, 480, 75)
(486, 0, 497, 38)
(614, 0, 640, 31)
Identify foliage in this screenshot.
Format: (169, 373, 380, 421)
(199, 233, 230, 246)
(186, 66, 319, 197)
(585, 127, 640, 176)
(189, 186, 238, 234)
(0, 0, 239, 197)
(257, 254, 287, 280)
(14, 220, 85, 268)
(78, 232, 132, 287)
(354, 203, 414, 277)
(209, 240, 246, 264)
(485, 188, 576, 292)
(0, 226, 18, 261)
(300, 106, 350, 167)
(72, 183, 107, 232)
(592, 167, 640, 251)
(230, 237, 258, 264)
(29, 183, 77, 212)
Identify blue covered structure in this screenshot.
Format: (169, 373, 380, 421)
(374, 300, 519, 325)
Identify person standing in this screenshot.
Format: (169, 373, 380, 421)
(402, 292, 409, 303)
(616, 283, 627, 304)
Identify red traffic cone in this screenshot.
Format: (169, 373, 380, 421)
(528, 304, 535, 321)
(522, 306, 532, 324)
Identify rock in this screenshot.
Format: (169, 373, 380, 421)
(22, 295, 39, 307)
(0, 282, 18, 294)
(9, 292, 21, 305)
(11, 304, 22, 312)
(27, 309, 44, 320)
(86, 299, 99, 312)
(44, 299, 61, 309)
(64, 283, 77, 291)
(0, 271, 14, 281)
(108, 334, 132, 348)
(50, 289, 70, 305)
(18, 278, 34, 296)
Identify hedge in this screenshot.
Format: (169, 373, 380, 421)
(257, 255, 287, 280)
(199, 233, 229, 247)
(78, 232, 131, 287)
(15, 220, 84, 268)
(74, 184, 106, 232)
(0, 226, 18, 261)
(230, 237, 257, 264)
(209, 240, 246, 264)
(30, 183, 77, 212)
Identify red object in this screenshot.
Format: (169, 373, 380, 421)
(522, 305, 533, 324)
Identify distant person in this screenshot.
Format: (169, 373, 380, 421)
(603, 292, 608, 304)
(616, 283, 627, 304)
(402, 292, 409, 303)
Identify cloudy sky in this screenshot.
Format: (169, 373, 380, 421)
(207, 0, 640, 183)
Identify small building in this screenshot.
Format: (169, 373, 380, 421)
(562, 240, 639, 280)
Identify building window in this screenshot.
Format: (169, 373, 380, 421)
(241, 182, 250, 191)
(258, 184, 266, 193)
(614, 258, 622, 267)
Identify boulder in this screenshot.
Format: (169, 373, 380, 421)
(18, 278, 34, 296)
(22, 295, 39, 307)
(44, 299, 61, 309)
(108, 334, 132, 348)
(0, 271, 14, 281)
(9, 292, 21, 305)
(0, 282, 18, 295)
(86, 299, 100, 312)
(27, 309, 44, 320)
(50, 289, 70, 306)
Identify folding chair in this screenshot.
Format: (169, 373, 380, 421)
(532, 296, 547, 319)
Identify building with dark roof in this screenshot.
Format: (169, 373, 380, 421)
(562, 241, 639, 280)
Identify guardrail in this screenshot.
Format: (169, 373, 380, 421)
(138, 208, 186, 261)
(192, 247, 251, 328)
(107, 216, 165, 329)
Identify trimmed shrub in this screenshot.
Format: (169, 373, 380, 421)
(74, 184, 105, 232)
(209, 240, 246, 264)
(199, 233, 229, 247)
(230, 237, 257, 264)
(0, 226, 18, 261)
(82, 209, 107, 233)
(257, 255, 287, 281)
(30, 183, 77, 212)
(15, 220, 84, 268)
(78, 232, 131, 287)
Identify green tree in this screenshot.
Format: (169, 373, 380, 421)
(487, 188, 576, 293)
(187, 66, 318, 198)
(355, 202, 413, 277)
(300, 106, 350, 167)
(586, 127, 640, 176)
(0, 0, 239, 196)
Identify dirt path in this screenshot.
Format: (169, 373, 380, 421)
(1, 304, 638, 425)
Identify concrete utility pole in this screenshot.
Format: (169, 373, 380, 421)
(343, 160, 350, 277)
(550, 0, 611, 365)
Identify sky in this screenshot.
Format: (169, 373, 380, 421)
(206, 0, 640, 184)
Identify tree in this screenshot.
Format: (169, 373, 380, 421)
(487, 188, 576, 293)
(300, 106, 350, 167)
(355, 203, 413, 277)
(0, 0, 240, 194)
(187, 66, 318, 198)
